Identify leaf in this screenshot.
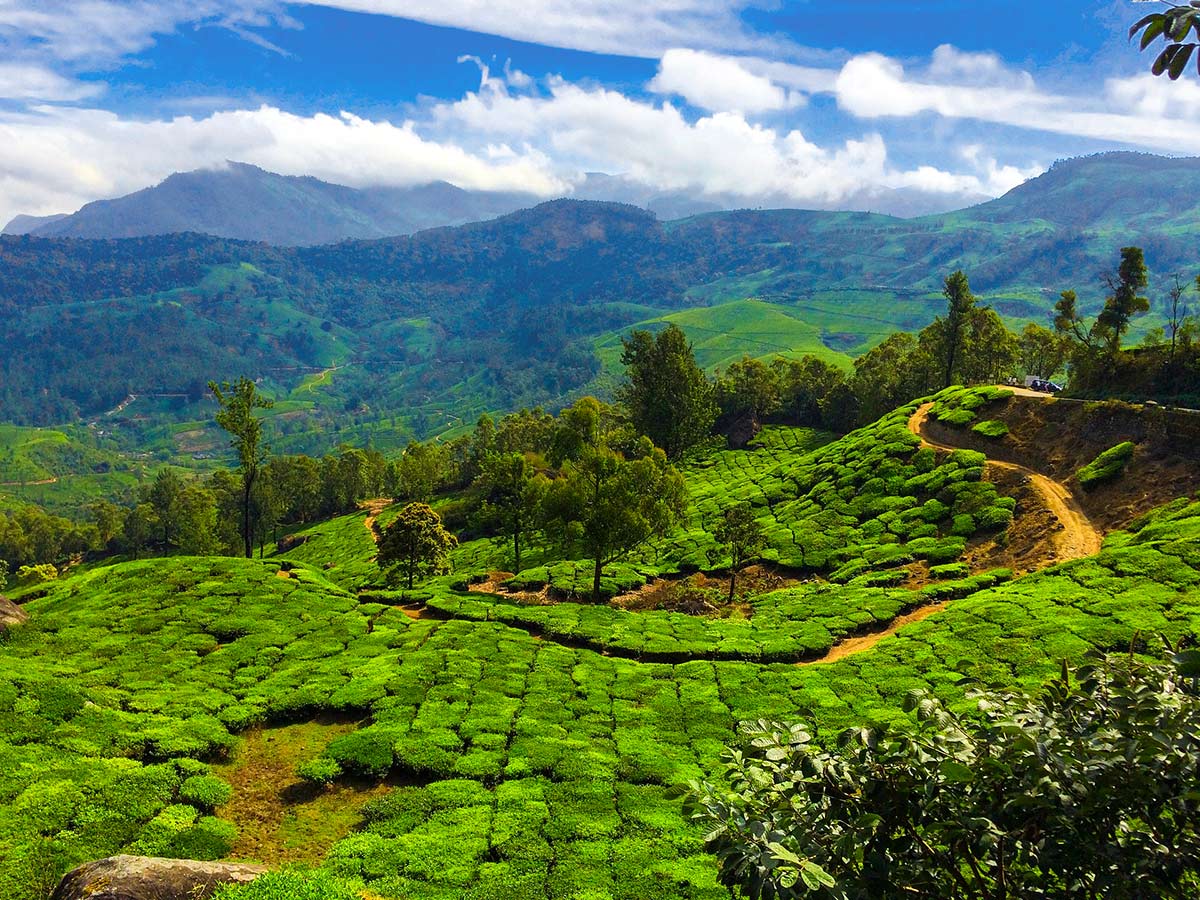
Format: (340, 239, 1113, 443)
(1173, 649, 1200, 678)
(1140, 18, 1167, 49)
(939, 759, 975, 783)
(1168, 43, 1196, 79)
(1130, 13, 1161, 39)
(801, 860, 837, 889)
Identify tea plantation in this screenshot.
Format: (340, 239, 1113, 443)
(4, 405, 1200, 899)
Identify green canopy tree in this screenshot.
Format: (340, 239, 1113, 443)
(541, 439, 686, 602)
(619, 324, 717, 458)
(929, 270, 978, 389)
(209, 377, 274, 558)
(472, 452, 547, 574)
(122, 503, 159, 560)
(1098, 246, 1150, 354)
(377, 502, 458, 590)
(711, 504, 767, 602)
(146, 467, 185, 547)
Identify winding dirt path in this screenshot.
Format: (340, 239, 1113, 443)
(908, 403, 1102, 562)
(360, 499, 390, 545)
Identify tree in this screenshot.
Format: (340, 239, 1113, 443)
(685, 650, 1200, 900)
(711, 504, 767, 602)
(395, 441, 447, 503)
(851, 333, 930, 424)
(209, 377, 274, 558)
(1166, 274, 1193, 362)
(376, 502, 458, 590)
(957, 306, 1019, 385)
(89, 500, 124, 551)
(1018, 322, 1070, 379)
(541, 439, 687, 602)
(618, 324, 717, 458)
(146, 467, 184, 546)
(773, 356, 847, 427)
(1131, 5, 1200, 79)
(715, 356, 781, 422)
(472, 452, 547, 574)
(1097, 246, 1150, 354)
(924, 270, 978, 388)
(175, 483, 219, 556)
(122, 503, 159, 559)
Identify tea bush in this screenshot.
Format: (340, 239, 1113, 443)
(1077, 441, 1135, 490)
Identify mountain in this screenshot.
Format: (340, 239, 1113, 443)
(2, 213, 67, 235)
(9, 163, 541, 246)
(2, 152, 1198, 448)
(7, 162, 998, 248)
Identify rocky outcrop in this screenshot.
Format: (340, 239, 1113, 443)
(0, 597, 28, 632)
(276, 533, 309, 553)
(51, 855, 266, 900)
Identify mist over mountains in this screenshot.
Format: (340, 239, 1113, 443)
(3, 160, 992, 246)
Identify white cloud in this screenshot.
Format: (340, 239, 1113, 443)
(649, 48, 792, 113)
(0, 103, 567, 224)
(833, 46, 1200, 154)
(0, 63, 105, 101)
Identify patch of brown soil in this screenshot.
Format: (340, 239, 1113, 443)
(215, 717, 391, 867)
(469, 566, 805, 618)
(801, 601, 950, 666)
(275, 569, 292, 579)
(909, 403, 1102, 567)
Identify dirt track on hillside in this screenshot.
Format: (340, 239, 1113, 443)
(908, 403, 1103, 563)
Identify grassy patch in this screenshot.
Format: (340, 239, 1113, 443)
(1077, 442, 1135, 490)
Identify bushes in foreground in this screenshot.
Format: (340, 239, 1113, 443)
(686, 650, 1200, 899)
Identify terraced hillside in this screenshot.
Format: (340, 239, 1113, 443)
(3, 393, 1199, 900)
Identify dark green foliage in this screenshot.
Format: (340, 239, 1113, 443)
(377, 503, 458, 590)
(686, 652, 1200, 899)
(1131, 4, 1200, 79)
(1077, 441, 1136, 489)
(618, 324, 717, 459)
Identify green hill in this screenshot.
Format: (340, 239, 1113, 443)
(2, 152, 1199, 456)
(3, 390, 1200, 899)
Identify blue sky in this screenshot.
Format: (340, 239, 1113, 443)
(0, 1, 1195, 224)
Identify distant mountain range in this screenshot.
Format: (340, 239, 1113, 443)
(3, 161, 991, 246)
(2, 151, 1198, 449)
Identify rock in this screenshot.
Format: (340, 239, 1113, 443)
(51, 855, 266, 900)
(0, 597, 28, 632)
(276, 533, 309, 553)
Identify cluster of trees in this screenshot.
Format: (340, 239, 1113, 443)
(1053, 247, 1200, 401)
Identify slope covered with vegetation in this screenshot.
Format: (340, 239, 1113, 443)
(4, 152, 1199, 451)
(4, 374, 1200, 898)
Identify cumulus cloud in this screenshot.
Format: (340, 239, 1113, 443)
(649, 49, 793, 113)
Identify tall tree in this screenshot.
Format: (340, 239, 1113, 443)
(473, 452, 546, 574)
(1097, 246, 1150, 354)
(209, 377, 274, 559)
(377, 502, 458, 591)
(618, 324, 717, 458)
(935, 270, 977, 388)
(712, 504, 767, 603)
(541, 439, 686, 602)
(122, 503, 159, 560)
(146, 467, 184, 547)
(1018, 322, 1070, 379)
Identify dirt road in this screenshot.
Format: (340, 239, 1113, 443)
(908, 403, 1102, 562)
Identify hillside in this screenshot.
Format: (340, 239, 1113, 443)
(3, 152, 1200, 454)
(6, 163, 539, 246)
(3, 390, 1200, 899)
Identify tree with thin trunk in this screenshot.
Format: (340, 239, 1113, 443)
(377, 502, 458, 590)
(712, 503, 767, 603)
(937, 270, 976, 389)
(472, 452, 546, 574)
(540, 439, 686, 602)
(209, 377, 274, 559)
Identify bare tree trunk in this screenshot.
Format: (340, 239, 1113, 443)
(592, 558, 603, 603)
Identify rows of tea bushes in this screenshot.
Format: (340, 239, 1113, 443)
(450, 403, 1018, 599)
(426, 569, 1013, 662)
(3, 495, 1200, 898)
(927, 384, 1013, 427)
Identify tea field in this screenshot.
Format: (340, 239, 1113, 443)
(4, 399, 1200, 900)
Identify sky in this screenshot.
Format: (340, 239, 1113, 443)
(1, 1, 1198, 225)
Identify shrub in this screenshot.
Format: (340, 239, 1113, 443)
(1077, 442, 1135, 490)
(971, 420, 1009, 438)
(297, 757, 343, 785)
(928, 562, 969, 580)
(326, 729, 394, 777)
(179, 775, 232, 810)
(15, 564, 57, 585)
(213, 869, 363, 900)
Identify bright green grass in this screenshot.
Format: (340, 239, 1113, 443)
(1077, 441, 1136, 490)
(3, 494, 1200, 899)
